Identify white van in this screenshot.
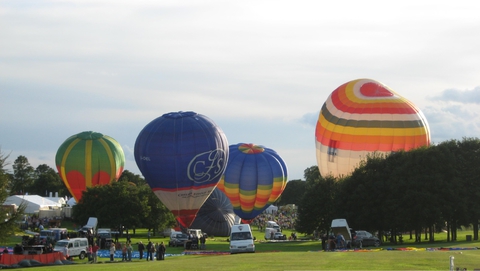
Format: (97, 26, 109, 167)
(229, 224, 255, 254)
(187, 229, 203, 239)
(54, 238, 89, 259)
(264, 228, 277, 240)
(266, 221, 280, 231)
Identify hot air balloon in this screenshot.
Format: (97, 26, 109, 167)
(55, 131, 125, 201)
(217, 143, 288, 221)
(315, 78, 431, 178)
(190, 188, 235, 237)
(134, 111, 229, 228)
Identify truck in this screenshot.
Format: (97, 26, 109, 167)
(78, 217, 98, 236)
(187, 229, 203, 239)
(97, 228, 113, 249)
(330, 218, 352, 248)
(264, 228, 277, 240)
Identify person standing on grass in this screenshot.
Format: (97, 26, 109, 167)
(155, 242, 160, 260)
(92, 242, 99, 263)
(158, 242, 166, 260)
(146, 241, 152, 261)
(87, 244, 93, 262)
(138, 241, 145, 260)
(109, 242, 115, 262)
(122, 244, 127, 261)
(127, 242, 133, 261)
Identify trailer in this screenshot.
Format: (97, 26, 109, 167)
(330, 218, 352, 248)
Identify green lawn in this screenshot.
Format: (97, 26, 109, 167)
(5, 225, 480, 270)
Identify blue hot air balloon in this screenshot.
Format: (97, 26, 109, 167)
(134, 111, 229, 228)
(217, 143, 288, 221)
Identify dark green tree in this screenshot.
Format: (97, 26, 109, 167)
(118, 170, 146, 186)
(72, 181, 175, 232)
(140, 184, 176, 235)
(0, 148, 26, 244)
(10, 155, 35, 195)
(295, 166, 338, 235)
(276, 179, 306, 206)
(456, 138, 480, 240)
(29, 164, 71, 197)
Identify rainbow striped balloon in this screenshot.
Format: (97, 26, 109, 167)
(315, 78, 431, 178)
(55, 131, 125, 201)
(217, 143, 287, 220)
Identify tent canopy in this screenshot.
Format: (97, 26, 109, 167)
(3, 195, 62, 214)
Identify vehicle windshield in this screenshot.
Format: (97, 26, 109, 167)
(55, 241, 68, 247)
(176, 234, 188, 239)
(231, 232, 252, 241)
(99, 233, 111, 238)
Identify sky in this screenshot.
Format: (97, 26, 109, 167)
(1, 0, 480, 181)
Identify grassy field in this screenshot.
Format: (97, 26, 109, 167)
(5, 223, 480, 270)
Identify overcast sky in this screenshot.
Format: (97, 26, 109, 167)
(1, 0, 480, 181)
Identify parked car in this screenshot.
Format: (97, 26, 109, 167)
(54, 238, 89, 260)
(273, 232, 287, 240)
(352, 230, 381, 247)
(168, 232, 189, 247)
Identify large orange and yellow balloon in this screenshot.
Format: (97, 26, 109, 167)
(55, 131, 125, 201)
(217, 143, 287, 221)
(315, 78, 431, 178)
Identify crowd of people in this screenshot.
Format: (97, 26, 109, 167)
(96, 240, 167, 263)
(251, 205, 297, 231)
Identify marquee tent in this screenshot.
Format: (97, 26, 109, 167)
(3, 195, 62, 214)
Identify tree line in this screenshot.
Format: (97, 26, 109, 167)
(287, 137, 480, 243)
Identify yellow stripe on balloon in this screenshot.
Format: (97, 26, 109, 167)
(318, 114, 426, 137)
(60, 138, 81, 199)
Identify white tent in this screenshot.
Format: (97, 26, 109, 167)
(66, 197, 76, 206)
(264, 205, 278, 214)
(3, 195, 62, 214)
(45, 197, 66, 206)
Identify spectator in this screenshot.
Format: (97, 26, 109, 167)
(127, 242, 133, 261)
(158, 242, 166, 260)
(109, 242, 115, 262)
(92, 242, 99, 263)
(138, 241, 145, 260)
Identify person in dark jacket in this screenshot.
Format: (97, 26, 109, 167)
(138, 241, 145, 260)
(158, 241, 166, 260)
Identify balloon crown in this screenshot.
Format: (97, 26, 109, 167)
(238, 143, 265, 154)
(76, 131, 104, 140)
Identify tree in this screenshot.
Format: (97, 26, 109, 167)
(29, 164, 71, 197)
(140, 184, 176, 234)
(0, 148, 25, 244)
(295, 166, 338, 235)
(72, 181, 175, 232)
(118, 170, 146, 186)
(10, 155, 35, 195)
(276, 179, 306, 206)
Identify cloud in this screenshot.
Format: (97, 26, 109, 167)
(428, 87, 480, 104)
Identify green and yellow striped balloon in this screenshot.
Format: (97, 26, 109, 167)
(55, 131, 125, 201)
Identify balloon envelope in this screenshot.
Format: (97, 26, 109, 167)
(55, 131, 125, 201)
(217, 143, 288, 220)
(190, 188, 235, 237)
(134, 111, 229, 228)
(315, 78, 431, 178)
